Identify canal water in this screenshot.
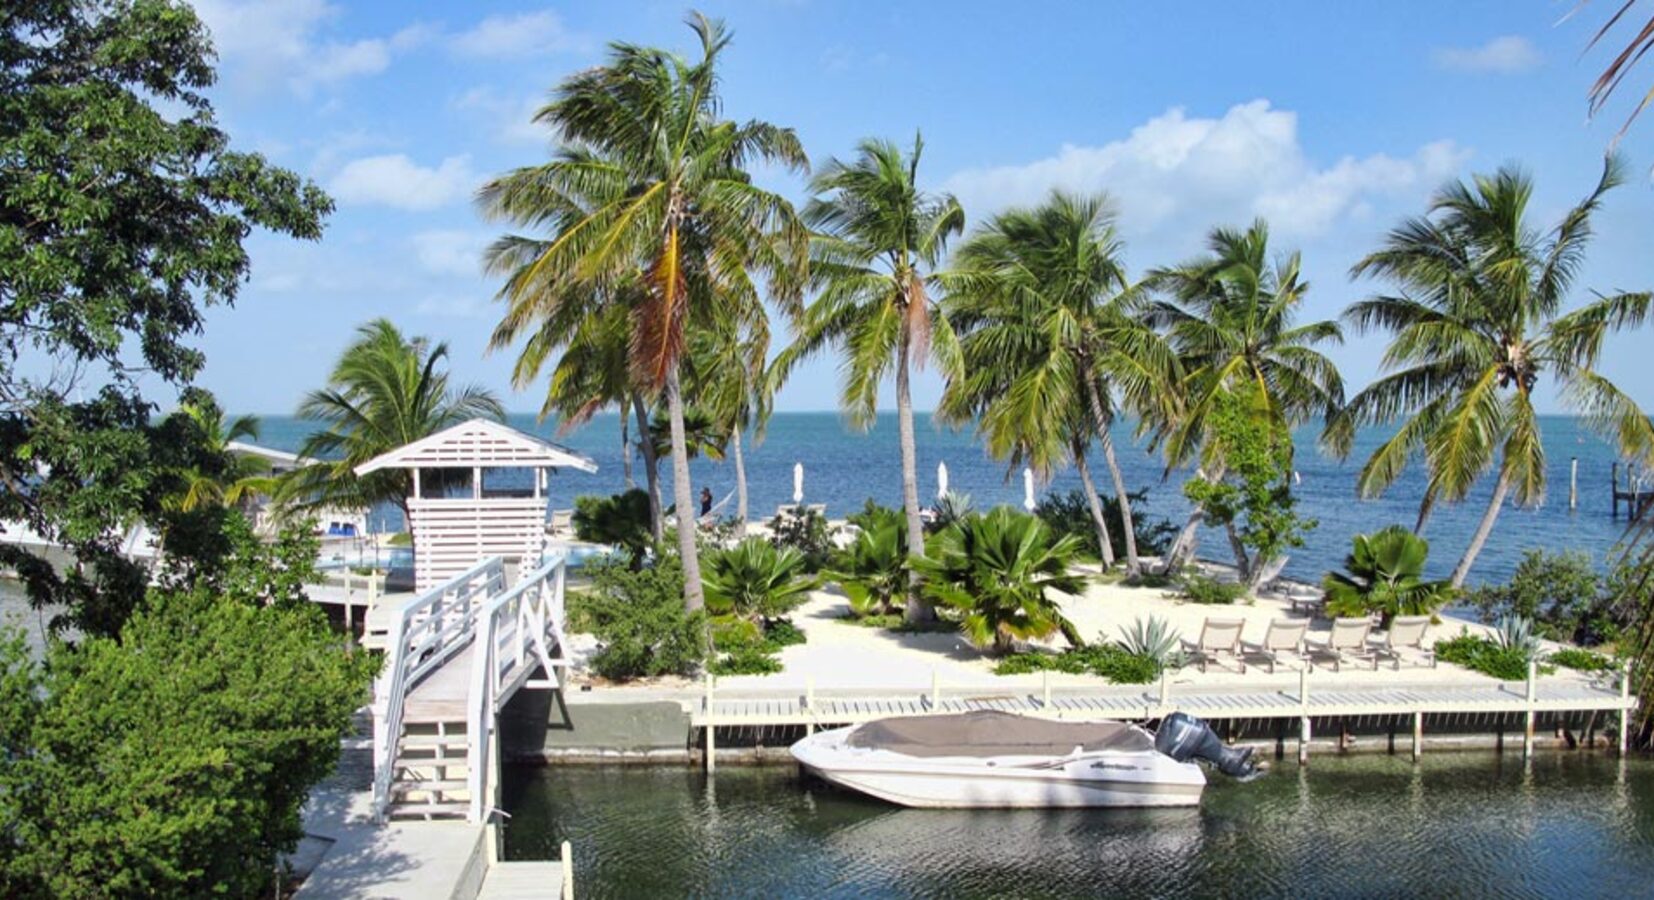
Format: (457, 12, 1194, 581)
(503, 754, 1654, 898)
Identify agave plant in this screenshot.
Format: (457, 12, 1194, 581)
(826, 523, 908, 617)
(1322, 526, 1456, 628)
(913, 507, 1085, 654)
(702, 538, 821, 625)
(928, 490, 975, 533)
(1495, 614, 1541, 663)
(1116, 614, 1182, 667)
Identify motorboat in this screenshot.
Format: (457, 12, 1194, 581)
(790, 709, 1259, 809)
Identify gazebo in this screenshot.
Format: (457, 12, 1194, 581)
(354, 418, 598, 591)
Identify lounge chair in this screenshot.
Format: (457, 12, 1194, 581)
(1304, 617, 1374, 672)
(548, 508, 573, 535)
(1369, 616, 1435, 670)
(1240, 618, 1310, 673)
(1179, 617, 1247, 673)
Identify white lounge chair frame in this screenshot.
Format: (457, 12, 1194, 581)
(1369, 615, 1435, 670)
(1180, 617, 1247, 673)
(1305, 617, 1374, 672)
(1240, 618, 1310, 673)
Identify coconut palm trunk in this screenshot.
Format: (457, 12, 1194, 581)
(1082, 376, 1139, 575)
(1071, 442, 1115, 567)
(896, 335, 933, 623)
(621, 411, 634, 489)
(1450, 468, 1512, 588)
(731, 421, 748, 536)
(665, 368, 705, 611)
(633, 393, 664, 543)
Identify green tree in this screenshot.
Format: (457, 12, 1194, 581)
(0, 0, 330, 634)
(280, 319, 503, 532)
(571, 489, 655, 566)
(913, 507, 1086, 654)
(1322, 525, 1456, 628)
(779, 134, 964, 622)
(942, 191, 1175, 576)
(1332, 159, 1654, 586)
(702, 537, 820, 624)
(690, 316, 778, 535)
(480, 13, 808, 612)
(1146, 221, 1343, 572)
(166, 395, 275, 513)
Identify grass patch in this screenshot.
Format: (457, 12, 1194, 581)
(1549, 647, 1616, 673)
(993, 645, 1161, 684)
(1434, 634, 1554, 681)
(708, 645, 784, 676)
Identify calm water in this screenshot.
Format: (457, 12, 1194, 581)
(503, 754, 1654, 899)
(255, 412, 1642, 586)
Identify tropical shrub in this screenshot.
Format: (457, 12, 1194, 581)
(708, 645, 785, 676)
(848, 499, 905, 533)
(992, 644, 1160, 683)
(1434, 632, 1549, 681)
(1466, 550, 1623, 646)
(703, 538, 820, 624)
(572, 489, 654, 563)
(767, 506, 836, 573)
(828, 522, 908, 617)
(1550, 647, 1616, 673)
(572, 556, 705, 681)
(914, 508, 1086, 654)
(1117, 614, 1183, 668)
(1178, 573, 1245, 605)
(1495, 614, 1541, 661)
(928, 491, 975, 534)
(1037, 489, 1179, 562)
(1322, 526, 1455, 627)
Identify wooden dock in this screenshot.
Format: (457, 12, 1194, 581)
(1612, 461, 1654, 520)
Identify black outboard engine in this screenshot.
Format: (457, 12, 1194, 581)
(1154, 712, 1261, 781)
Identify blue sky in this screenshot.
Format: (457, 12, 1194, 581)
(187, 0, 1654, 416)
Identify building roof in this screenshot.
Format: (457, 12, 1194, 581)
(227, 440, 310, 467)
(353, 418, 599, 475)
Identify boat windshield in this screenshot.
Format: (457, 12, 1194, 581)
(846, 711, 1154, 758)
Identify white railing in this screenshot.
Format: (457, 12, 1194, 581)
(372, 556, 506, 820)
(466, 552, 569, 822)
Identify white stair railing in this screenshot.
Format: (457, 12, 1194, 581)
(372, 556, 506, 820)
(467, 552, 569, 822)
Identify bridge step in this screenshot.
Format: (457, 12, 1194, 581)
(479, 861, 565, 899)
(386, 801, 469, 821)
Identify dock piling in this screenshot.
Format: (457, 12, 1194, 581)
(1042, 670, 1052, 711)
(805, 676, 815, 735)
(704, 671, 716, 774)
(1570, 457, 1578, 511)
(1523, 660, 1537, 760)
(1298, 667, 1311, 764)
(1412, 711, 1423, 761)
(1621, 661, 1633, 755)
(930, 667, 940, 709)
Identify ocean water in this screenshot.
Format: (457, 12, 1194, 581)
(253, 412, 1643, 587)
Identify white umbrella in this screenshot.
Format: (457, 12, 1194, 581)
(937, 461, 949, 499)
(1023, 467, 1036, 511)
(793, 462, 804, 503)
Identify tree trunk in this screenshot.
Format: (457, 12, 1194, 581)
(633, 394, 663, 543)
(731, 421, 748, 537)
(1084, 378, 1140, 577)
(1072, 443, 1116, 567)
(1450, 468, 1512, 589)
(665, 368, 705, 611)
(896, 336, 933, 623)
(621, 408, 634, 490)
(1164, 464, 1223, 574)
(1225, 521, 1251, 584)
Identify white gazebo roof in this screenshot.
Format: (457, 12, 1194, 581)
(353, 418, 598, 475)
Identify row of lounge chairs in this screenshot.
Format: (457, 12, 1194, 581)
(1179, 616, 1436, 673)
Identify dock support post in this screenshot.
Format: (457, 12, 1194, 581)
(1158, 666, 1170, 708)
(1042, 670, 1052, 712)
(930, 667, 940, 709)
(1621, 661, 1633, 755)
(1570, 457, 1578, 511)
(1412, 711, 1423, 761)
(805, 676, 815, 735)
(704, 671, 716, 774)
(1298, 667, 1311, 764)
(1523, 660, 1537, 759)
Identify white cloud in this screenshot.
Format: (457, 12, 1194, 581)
(942, 100, 1470, 241)
(194, 0, 432, 93)
(452, 87, 552, 145)
(411, 230, 491, 276)
(449, 11, 589, 59)
(329, 154, 479, 210)
(1433, 36, 1542, 74)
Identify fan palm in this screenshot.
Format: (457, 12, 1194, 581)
(1146, 220, 1344, 571)
(941, 190, 1175, 577)
(280, 319, 503, 532)
(478, 13, 807, 612)
(167, 400, 274, 512)
(778, 133, 964, 622)
(827, 521, 908, 617)
(1322, 526, 1456, 628)
(702, 537, 820, 624)
(1332, 158, 1654, 586)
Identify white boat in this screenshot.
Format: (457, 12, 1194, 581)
(792, 710, 1244, 809)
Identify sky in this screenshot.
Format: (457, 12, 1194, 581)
(182, 0, 1654, 416)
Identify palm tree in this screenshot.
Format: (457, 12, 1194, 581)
(280, 319, 504, 533)
(689, 316, 776, 535)
(167, 399, 275, 513)
(1322, 525, 1456, 628)
(942, 191, 1174, 577)
(779, 133, 964, 622)
(1146, 220, 1345, 572)
(478, 13, 807, 612)
(701, 537, 820, 625)
(1332, 159, 1654, 587)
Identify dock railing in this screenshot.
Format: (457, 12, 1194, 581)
(372, 556, 505, 820)
(466, 552, 569, 822)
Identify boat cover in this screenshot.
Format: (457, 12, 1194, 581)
(845, 710, 1154, 758)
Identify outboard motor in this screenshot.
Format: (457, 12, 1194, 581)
(1154, 712, 1261, 781)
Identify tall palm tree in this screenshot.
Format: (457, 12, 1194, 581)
(1332, 158, 1654, 587)
(941, 191, 1174, 577)
(779, 133, 964, 622)
(280, 319, 504, 533)
(1147, 220, 1345, 572)
(167, 400, 275, 512)
(478, 13, 808, 612)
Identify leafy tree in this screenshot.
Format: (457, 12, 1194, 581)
(702, 537, 820, 624)
(766, 506, 837, 573)
(1322, 525, 1456, 628)
(0, 516, 374, 897)
(1332, 159, 1654, 586)
(572, 489, 654, 565)
(779, 134, 964, 622)
(913, 507, 1086, 654)
(571, 555, 706, 681)
(1036, 488, 1178, 563)
(828, 522, 908, 617)
(1183, 387, 1316, 590)
(0, 0, 330, 633)
(480, 13, 809, 613)
(166, 394, 275, 513)
(1466, 549, 1622, 645)
(280, 319, 503, 528)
